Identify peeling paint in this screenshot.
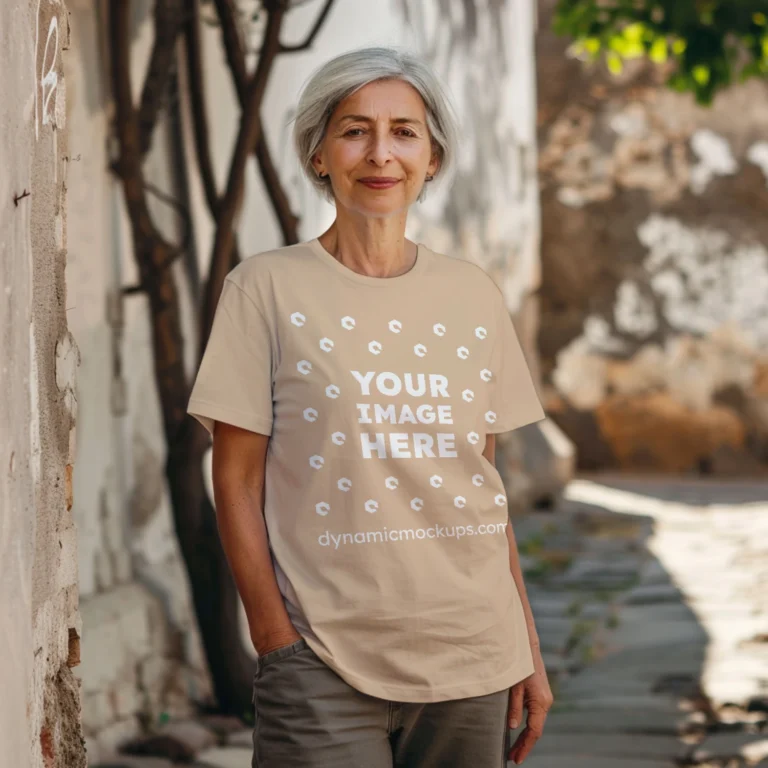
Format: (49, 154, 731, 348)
(747, 141, 768, 186)
(689, 129, 738, 194)
(639, 214, 768, 345)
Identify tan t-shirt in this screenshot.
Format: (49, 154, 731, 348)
(187, 238, 546, 702)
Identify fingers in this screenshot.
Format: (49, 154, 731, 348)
(508, 707, 547, 765)
(508, 723, 543, 765)
(508, 684, 524, 729)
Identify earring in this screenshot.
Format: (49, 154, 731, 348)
(426, 174, 434, 182)
(318, 172, 327, 179)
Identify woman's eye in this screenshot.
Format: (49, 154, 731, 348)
(345, 128, 365, 136)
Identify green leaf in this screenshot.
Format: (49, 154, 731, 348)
(584, 36, 601, 54)
(649, 37, 668, 63)
(606, 51, 624, 74)
(754, 12, 767, 26)
(623, 22, 645, 42)
(671, 38, 687, 55)
(692, 64, 711, 85)
(623, 40, 646, 58)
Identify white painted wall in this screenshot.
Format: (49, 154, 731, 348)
(2, 1, 85, 766)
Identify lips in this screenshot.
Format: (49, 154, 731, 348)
(359, 177, 400, 188)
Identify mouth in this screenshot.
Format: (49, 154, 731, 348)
(358, 177, 400, 189)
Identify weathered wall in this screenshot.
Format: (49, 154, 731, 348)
(0, 2, 86, 767)
(536, 0, 768, 475)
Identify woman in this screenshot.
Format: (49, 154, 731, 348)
(187, 46, 552, 768)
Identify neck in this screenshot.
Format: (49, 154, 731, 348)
(318, 209, 416, 279)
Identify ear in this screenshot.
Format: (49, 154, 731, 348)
(427, 149, 440, 178)
(312, 152, 326, 177)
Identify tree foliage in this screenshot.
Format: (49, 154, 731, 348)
(553, 1, 768, 104)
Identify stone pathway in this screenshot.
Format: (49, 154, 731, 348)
(516, 475, 768, 768)
(91, 475, 768, 767)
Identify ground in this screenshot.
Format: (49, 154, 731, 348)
(91, 476, 768, 767)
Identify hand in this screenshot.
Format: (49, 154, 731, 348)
(507, 648, 554, 764)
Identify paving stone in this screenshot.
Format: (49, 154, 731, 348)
(621, 584, 685, 605)
(159, 720, 218, 753)
(541, 652, 570, 675)
(608, 606, 707, 651)
(515, 756, 674, 768)
(550, 694, 683, 713)
(195, 747, 252, 767)
(530, 595, 577, 618)
(199, 715, 248, 739)
(559, 673, 655, 699)
(226, 730, 253, 749)
(534, 617, 575, 653)
(692, 732, 768, 763)
(93, 759, 175, 768)
(639, 558, 674, 587)
(553, 558, 643, 588)
(545, 708, 687, 735)
(531, 732, 685, 759)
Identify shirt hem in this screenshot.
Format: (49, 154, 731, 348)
(302, 637, 535, 703)
(486, 409, 546, 435)
(187, 399, 273, 437)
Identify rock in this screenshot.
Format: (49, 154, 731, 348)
(595, 392, 746, 473)
(515, 418, 576, 508)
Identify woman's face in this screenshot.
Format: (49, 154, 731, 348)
(313, 79, 440, 218)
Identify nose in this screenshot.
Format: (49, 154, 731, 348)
(366, 128, 394, 167)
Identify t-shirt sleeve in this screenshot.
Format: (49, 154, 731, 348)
(486, 299, 546, 434)
(187, 277, 274, 437)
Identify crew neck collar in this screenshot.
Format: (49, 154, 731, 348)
(306, 238, 428, 287)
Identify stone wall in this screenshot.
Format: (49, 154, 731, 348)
(536, 0, 768, 475)
(0, 1, 86, 767)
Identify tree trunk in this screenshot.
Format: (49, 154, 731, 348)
(167, 417, 254, 715)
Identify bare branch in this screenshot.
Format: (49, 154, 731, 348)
(138, 0, 187, 156)
(183, 0, 221, 214)
(255, 130, 299, 244)
(212, 0, 299, 244)
(212, 0, 248, 101)
(109, 0, 189, 440)
(280, 0, 336, 53)
(144, 180, 193, 253)
(201, 3, 287, 346)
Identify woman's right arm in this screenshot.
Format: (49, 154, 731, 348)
(211, 420, 302, 655)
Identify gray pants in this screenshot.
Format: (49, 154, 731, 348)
(252, 638, 511, 768)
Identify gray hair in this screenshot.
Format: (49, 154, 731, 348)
(292, 46, 460, 203)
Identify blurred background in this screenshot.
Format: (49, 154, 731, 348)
(2, 1, 768, 766)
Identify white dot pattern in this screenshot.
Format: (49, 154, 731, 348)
(291, 311, 505, 517)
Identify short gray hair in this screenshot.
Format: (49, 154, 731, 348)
(293, 46, 460, 202)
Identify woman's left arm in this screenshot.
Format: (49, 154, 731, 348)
(483, 434, 553, 764)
